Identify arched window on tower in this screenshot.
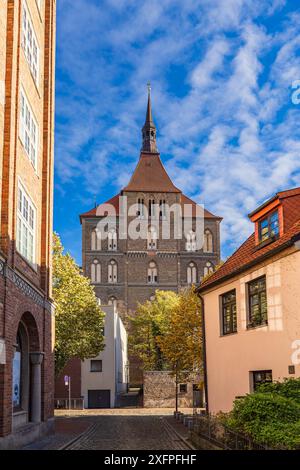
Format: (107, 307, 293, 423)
(187, 262, 197, 285)
(137, 198, 145, 219)
(148, 199, 155, 219)
(108, 260, 118, 284)
(159, 200, 166, 220)
(186, 230, 197, 252)
(147, 226, 157, 250)
(148, 261, 158, 284)
(108, 229, 117, 251)
(204, 262, 214, 277)
(91, 259, 101, 283)
(203, 229, 213, 253)
(108, 297, 118, 309)
(91, 229, 101, 251)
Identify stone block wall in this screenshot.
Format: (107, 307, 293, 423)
(143, 371, 199, 408)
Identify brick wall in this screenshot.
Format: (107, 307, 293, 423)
(55, 358, 82, 400)
(82, 190, 221, 385)
(0, 0, 56, 445)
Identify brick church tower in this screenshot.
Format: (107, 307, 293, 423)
(80, 89, 222, 382)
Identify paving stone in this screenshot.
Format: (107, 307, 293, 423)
(66, 415, 191, 451)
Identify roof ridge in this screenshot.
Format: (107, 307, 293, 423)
(200, 217, 300, 291)
(122, 152, 181, 193)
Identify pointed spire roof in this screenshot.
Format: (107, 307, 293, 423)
(142, 83, 158, 153)
(123, 152, 181, 193)
(80, 86, 222, 221)
(145, 85, 154, 124)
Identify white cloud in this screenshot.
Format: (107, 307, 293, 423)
(55, 0, 300, 259)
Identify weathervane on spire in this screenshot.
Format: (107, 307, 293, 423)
(147, 81, 151, 96)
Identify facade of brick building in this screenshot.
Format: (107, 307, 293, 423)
(80, 91, 221, 384)
(0, 0, 56, 449)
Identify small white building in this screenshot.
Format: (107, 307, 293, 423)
(81, 305, 128, 409)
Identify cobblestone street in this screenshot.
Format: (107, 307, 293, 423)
(24, 409, 193, 450)
(65, 414, 191, 450)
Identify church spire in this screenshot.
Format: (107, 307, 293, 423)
(142, 83, 158, 153)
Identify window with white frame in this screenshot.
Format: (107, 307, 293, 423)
(186, 230, 197, 251)
(148, 262, 158, 284)
(17, 183, 36, 264)
(108, 229, 117, 251)
(203, 229, 213, 253)
(147, 226, 157, 250)
(20, 90, 38, 170)
(91, 260, 101, 283)
(187, 262, 197, 284)
(21, 2, 40, 85)
(91, 229, 101, 251)
(204, 262, 214, 277)
(108, 260, 118, 284)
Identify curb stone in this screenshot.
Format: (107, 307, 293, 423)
(161, 417, 196, 451)
(58, 423, 96, 450)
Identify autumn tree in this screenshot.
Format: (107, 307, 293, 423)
(157, 287, 203, 411)
(129, 290, 180, 371)
(53, 233, 105, 376)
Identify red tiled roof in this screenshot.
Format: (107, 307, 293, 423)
(80, 192, 221, 220)
(249, 186, 300, 218)
(123, 152, 181, 193)
(278, 187, 300, 198)
(80, 194, 120, 220)
(199, 218, 300, 292)
(80, 151, 222, 221)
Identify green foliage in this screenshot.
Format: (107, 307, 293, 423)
(129, 290, 180, 371)
(221, 379, 300, 449)
(157, 287, 203, 381)
(53, 233, 105, 376)
(257, 377, 300, 403)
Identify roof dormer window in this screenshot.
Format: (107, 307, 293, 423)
(259, 210, 279, 243)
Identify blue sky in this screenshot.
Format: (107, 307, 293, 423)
(54, 0, 300, 264)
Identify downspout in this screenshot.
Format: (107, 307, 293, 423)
(199, 293, 209, 415)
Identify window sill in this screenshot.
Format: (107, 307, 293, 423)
(254, 235, 279, 251)
(15, 249, 38, 273)
(246, 321, 268, 330)
(220, 331, 238, 337)
(13, 409, 27, 416)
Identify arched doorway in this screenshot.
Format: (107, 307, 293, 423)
(12, 313, 43, 429)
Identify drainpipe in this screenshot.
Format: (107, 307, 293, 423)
(199, 293, 209, 415)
